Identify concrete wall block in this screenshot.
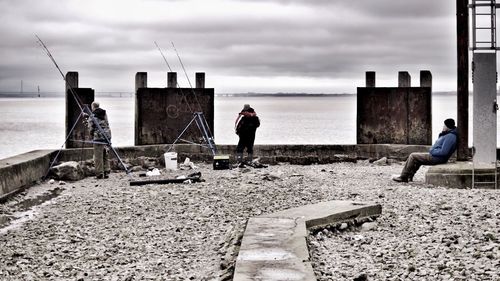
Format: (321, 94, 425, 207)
(135, 87, 215, 145)
(357, 87, 432, 145)
(195, 72, 205, 88)
(167, 72, 177, 88)
(398, 71, 411, 87)
(135, 72, 147, 92)
(357, 87, 408, 144)
(0, 150, 54, 199)
(407, 87, 432, 144)
(366, 71, 376, 87)
(66, 86, 95, 149)
(420, 70, 432, 88)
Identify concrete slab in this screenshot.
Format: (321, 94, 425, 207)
(233, 200, 382, 281)
(234, 260, 315, 281)
(265, 200, 381, 229)
(426, 161, 499, 189)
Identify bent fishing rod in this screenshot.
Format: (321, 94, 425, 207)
(35, 35, 131, 176)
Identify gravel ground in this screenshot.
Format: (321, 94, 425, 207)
(0, 161, 499, 280)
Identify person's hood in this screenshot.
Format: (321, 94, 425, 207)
(93, 108, 106, 119)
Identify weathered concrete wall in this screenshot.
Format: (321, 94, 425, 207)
(56, 144, 433, 165)
(135, 72, 214, 145)
(65, 72, 95, 148)
(357, 71, 432, 145)
(0, 150, 54, 201)
(0, 144, 477, 199)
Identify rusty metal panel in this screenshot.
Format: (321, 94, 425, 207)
(357, 87, 408, 144)
(136, 88, 214, 145)
(407, 87, 432, 144)
(66, 88, 94, 148)
(357, 87, 431, 145)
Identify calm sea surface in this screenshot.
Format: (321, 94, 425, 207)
(0, 95, 487, 160)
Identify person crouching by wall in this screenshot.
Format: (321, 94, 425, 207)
(235, 104, 260, 167)
(88, 101, 112, 179)
(392, 118, 458, 183)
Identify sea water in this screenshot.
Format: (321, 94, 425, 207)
(0, 94, 484, 160)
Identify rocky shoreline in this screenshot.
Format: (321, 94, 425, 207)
(0, 161, 499, 280)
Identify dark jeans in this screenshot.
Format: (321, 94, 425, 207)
(236, 134, 255, 154)
(401, 152, 440, 178)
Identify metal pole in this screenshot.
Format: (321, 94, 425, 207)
(457, 0, 470, 161)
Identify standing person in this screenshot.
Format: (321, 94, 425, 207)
(235, 104, 260, 167)
(87, 101, 112, 179)
(392, 118, 458, 182)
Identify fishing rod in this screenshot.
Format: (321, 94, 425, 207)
(154, 41, 194, 113)
(154, 41, 174, 73)
(171, 41, 204, 112)
(170, 42, 215, 144)
(155, 41, 217, 155)
(35, 34, 131, 176)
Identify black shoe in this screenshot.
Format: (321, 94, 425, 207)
(238, 162, 246, 168)
(392, 176, 408, 183)
(95, 174, 105, 179)
(104, 171, 110, 179)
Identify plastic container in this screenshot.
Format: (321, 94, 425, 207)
(164, 152, 178, 170)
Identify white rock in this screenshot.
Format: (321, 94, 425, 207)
(361, 222, 378, 231)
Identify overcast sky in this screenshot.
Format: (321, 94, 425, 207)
(0, 0, 489, 93)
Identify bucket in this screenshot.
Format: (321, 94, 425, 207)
(164, 152, 178, 170)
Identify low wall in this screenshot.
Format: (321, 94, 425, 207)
(0, 144, 434, 200)
(0, 150, 55, 201)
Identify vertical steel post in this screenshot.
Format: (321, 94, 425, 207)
(457, 0, 470, 160)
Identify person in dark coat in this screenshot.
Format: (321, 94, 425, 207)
(392, 118, 458, 182)
(87, 101, 112, 179)
(235, 104, 260, 166)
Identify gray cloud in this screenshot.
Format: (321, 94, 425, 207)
(0, 0, 480, 93)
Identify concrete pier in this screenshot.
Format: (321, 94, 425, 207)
(398, 71, 411, 87)
(365, 71, 376, 87)
(134, 72, 214, 145)
(420, 70, 432, 88)
(357, 71, 432, 145)
(135, 72, 147, 91)
(65, 72, 95, 149)
(196, 72, 205, 88)
(167, 72, 177, 88)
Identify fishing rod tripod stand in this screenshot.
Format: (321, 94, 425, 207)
(45, 103, 131, 179)
(167, 111, 217, 156)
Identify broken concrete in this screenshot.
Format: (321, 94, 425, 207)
(233, 201, 382, 280)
